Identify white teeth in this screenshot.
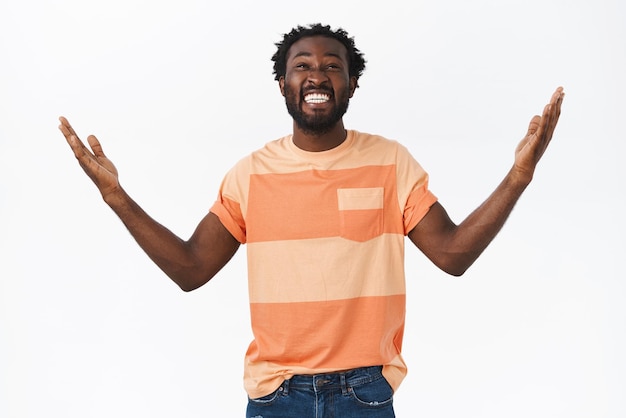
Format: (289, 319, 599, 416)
(304, 93, 330, 104)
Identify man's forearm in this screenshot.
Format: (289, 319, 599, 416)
(412, 88, 563, 276)
(410, 167, 531, 276)
(103, 188, 208, 290)
(449, 168, 530, 272)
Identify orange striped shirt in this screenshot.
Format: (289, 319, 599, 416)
(210, 130, 437, 399)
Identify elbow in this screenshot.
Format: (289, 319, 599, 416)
(179, 283, 200, 292)
(178, 278, 211, 292)
(172, 270, 215, 292)
(435, 255, 475, 277)
(445, 266, 469, 277)
(436, 261, 469, 277)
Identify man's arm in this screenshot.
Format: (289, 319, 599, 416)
(58, 117, 240, 291)
(409, 87, 564, 276)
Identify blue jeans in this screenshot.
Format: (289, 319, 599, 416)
(246, 366, 395, 418)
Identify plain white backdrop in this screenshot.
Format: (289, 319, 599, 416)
(1, 0, 625, 417)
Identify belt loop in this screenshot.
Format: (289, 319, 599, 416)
(282, 378, 290, 395)
(340, 373, 348, 395)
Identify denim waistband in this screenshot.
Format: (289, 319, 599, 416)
(282, 366, 384, 395)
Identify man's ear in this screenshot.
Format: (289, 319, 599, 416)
(349, 76, 358, 98)
(279, 76, 285, 97)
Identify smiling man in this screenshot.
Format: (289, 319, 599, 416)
(59, 23, 564, 418)
(279, 34, 357, 146)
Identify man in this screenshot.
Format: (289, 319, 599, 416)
(59, 23, 564, 418)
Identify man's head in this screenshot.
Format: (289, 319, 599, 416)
(272, 24, 366, 136)
(271, 23, 366, 85)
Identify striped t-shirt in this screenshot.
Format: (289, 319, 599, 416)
(210, 130, 437, 399)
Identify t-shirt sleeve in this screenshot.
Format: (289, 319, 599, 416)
(209, 160, 249, 244)
(396, 144, 438, 234)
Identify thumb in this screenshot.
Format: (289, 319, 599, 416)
(87, 135, 106, 158)
(526, 115, 541, 137)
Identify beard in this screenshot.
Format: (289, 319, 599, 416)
(283, 84, 351, 136)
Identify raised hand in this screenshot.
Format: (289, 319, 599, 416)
(57, 116, 240, 289)
(513, 87, 565, 183)
(58, 116, 120, 200)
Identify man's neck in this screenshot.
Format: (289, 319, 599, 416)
(291, 121, 348, 152)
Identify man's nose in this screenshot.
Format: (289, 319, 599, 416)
(307, 67, 329, 84)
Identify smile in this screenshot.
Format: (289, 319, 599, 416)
(304, 93, 331, 104)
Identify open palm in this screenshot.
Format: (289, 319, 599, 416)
(514, 87, 564, 182)
(58, 116, 120, 200)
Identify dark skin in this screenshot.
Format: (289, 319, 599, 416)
(410, 87, 564, 275)
(279, 36, 357, 151)
(58, 35, 564, 290)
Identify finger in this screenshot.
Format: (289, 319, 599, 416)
(58, 121, 86, 152)
(58, 116, 80, 140)
(547, 88, 564, 126)
(526, 114, 542, 137)
(543, 87, 564, 138)
(550, 86, 564, 105)
(552, 88, 564, 123)
(541, 102, 553, 123)
(67, 134, 94, 161)
(536, 103, 553, 141)
(58, 120, 73, 140)
(58, 117, 86, 153)
(545, 103, 560, 137)
(87, 135, 106, 158)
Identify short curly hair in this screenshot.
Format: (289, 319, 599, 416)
(271, 23, 366, 86)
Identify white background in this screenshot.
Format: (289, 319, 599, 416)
(1, 0, 625, 417)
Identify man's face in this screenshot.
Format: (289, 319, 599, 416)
(280, 36, 357, 135)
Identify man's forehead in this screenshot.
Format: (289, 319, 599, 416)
(286, 35, 349, 61)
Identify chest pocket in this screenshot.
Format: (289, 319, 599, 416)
(337, 187, 384, 242)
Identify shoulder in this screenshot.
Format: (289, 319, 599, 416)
(224, 134, 293, 178)
(247, 134, 292, 161)
(350, 130, 431, 180)
(349, 130, 414, 160)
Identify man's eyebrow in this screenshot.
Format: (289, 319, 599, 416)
(290, 51, 344, 60)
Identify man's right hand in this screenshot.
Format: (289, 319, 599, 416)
(58, 116, 120, 201)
